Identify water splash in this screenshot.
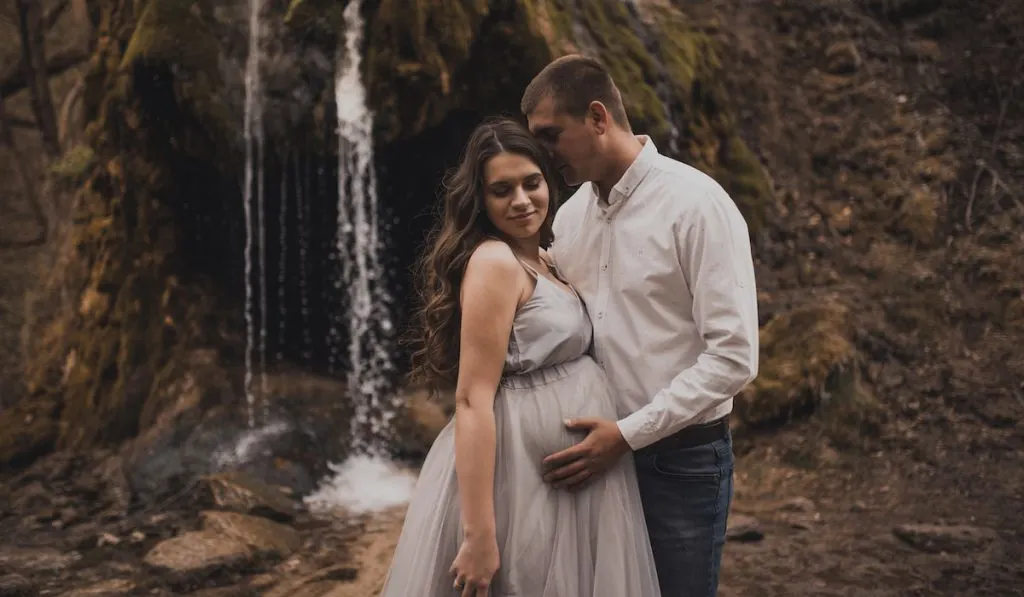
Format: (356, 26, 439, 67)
(241, 0, 266, 428)
(304, 454, 416, 515)
(213, 420, 291, 469)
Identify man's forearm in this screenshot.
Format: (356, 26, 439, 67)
(616, 350, 756, 451)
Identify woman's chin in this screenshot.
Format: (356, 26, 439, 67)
(496, 223, 540, 241)
(508, 228, 540, 241)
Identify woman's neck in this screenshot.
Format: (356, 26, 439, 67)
(502, 235, 541, 261)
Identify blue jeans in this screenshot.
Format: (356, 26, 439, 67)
(633, 432, 734, 597)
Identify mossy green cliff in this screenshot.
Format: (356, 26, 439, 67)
(6, 0, 774, 462)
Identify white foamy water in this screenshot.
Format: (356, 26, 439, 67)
(213, 420, 290, 468)
(304, 454, 417, 514)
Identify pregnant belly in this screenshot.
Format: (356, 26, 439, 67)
(501, 369, 618, 463)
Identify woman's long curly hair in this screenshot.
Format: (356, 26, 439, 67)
(405, 116, 560, 395)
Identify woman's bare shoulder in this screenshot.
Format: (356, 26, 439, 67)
(463, 240, 523, 291)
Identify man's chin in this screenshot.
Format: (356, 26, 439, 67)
(559, 171, 583, 187)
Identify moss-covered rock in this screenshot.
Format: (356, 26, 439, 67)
(19, 0, 221, 452)
(11, 0, 774, 464)
(365, 0, 772, 229)
(120, 0, 222, 76)
(736, 299, 866, 427)
(365, 0, 492, 140)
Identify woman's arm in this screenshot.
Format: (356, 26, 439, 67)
(453, 241, 524, 542)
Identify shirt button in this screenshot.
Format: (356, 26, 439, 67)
(597, 312, 604, 319)
(600, 264, 608, 271)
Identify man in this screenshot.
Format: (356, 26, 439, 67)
(521, 54, 760, 596)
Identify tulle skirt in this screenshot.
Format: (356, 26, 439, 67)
(379, 355, 662, 597)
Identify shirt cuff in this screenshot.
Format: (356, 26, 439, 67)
(615, 410, 659, 451)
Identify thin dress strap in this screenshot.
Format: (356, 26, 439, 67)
(515, 255, 542, 280)
(485, 235, 541, 280)
(539, 253, 569, 285)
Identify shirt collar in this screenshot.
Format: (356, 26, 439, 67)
(592, 135, 659, 212)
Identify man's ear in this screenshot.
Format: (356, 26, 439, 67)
(587, 100, 611, 134)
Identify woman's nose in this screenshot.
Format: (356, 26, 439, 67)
(511, 187, 531, 207)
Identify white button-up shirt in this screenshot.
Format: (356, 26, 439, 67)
(549, 136, 759, 451)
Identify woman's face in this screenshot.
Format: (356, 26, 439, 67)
(481, 151, 550, 242)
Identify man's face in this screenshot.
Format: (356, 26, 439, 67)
(526, 95, 600, 187)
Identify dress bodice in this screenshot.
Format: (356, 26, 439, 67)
(503, 260, 593, 375)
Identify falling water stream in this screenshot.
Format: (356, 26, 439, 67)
(240, 0, 414, 513)
(295, 153, 313, 364)
(276, 160, 288, 365)
(241, 0, 265, 428)
(304, 0, 415, 514)
(331, 0, 397, 456)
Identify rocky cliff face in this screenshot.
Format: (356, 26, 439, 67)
(4, 0, 772, 468)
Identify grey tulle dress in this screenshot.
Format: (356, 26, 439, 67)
(379, 258, 662, 597)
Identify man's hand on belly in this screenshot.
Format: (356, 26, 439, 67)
(541, 417, 630, 491)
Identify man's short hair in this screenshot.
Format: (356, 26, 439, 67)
(520, 54, 631, 131)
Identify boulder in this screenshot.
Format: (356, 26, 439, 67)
(201, 471, 303, 522)
(142, 530, 253, 576)
(199, 510, 303, 556)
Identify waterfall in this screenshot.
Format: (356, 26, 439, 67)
(236, 0, 413, 512)
(304, 0, 415, 514)
(241, 0, 266, 428)
(332, 0, 398, 456)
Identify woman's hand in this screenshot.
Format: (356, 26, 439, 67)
(449, 534, 500, 597)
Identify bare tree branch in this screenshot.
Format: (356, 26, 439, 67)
(15, 0, 61, 156)
(57, 75, 83, 147)
(0, 45, 88, 100)
(0, 100, 48, 247)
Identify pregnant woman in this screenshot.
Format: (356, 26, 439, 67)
(378, 117, 661, 597)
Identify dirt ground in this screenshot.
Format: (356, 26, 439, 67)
(0, 414, 1021, 597)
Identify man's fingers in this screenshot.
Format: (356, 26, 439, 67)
(542, 443, 586, 469)
(556, 469, 593, 490)
(563, 416, 598, 431)
(543, 457, 588, 483)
